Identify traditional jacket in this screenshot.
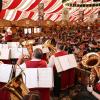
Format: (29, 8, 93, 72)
(25, 59, 50, 100)
(54, 51, 75, 90)
(48, 50, 75, 95)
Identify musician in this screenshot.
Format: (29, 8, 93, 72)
(16, 48, 50, 100)
(48, 42, 75, 99)
(87, 85, 100, 100)
(90, 65, 100, 93)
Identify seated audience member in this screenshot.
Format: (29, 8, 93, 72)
(16, 48, 50, 100)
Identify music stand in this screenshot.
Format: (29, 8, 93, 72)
(8, 59, 17, 82)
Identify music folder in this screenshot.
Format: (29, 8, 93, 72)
(16, 68, 53, 89)
(0, 43, 8, 48)
(7, 42, 20, 48)
(54, 54, 77, 73)
(10, 48, 22, 59)
(0, 64, 12, 83)
(0, 48, 10, 60)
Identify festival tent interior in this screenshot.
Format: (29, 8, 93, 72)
(0, 0, 100, 21)
(0, 0, 100, 100)
(0, 0, 99, 38)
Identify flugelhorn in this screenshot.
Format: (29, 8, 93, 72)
(81, 52, 100, 69)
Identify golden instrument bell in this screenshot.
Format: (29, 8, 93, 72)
(81, 52, 100, 68)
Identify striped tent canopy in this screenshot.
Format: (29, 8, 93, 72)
(0, 0, 99, 22)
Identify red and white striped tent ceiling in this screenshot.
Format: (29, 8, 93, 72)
(0, 0, 99, 22)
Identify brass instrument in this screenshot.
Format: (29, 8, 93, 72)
(81, 52, 100, 69)
(21, 39, 35, 59)
(78, 52, 100, 86)
(5, 73, 29, 100)
(43, 39, 56, 54)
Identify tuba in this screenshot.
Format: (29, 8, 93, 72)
(81, 52, 100, 86)
(81, 52, 100, 69)
(5, 72, 29, 100)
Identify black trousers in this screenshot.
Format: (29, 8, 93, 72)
(53, 71, 61, 97)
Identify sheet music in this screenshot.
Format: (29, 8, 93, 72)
(33, 45, 42, 51)
(58, 55, 71, 71)
(54, 57, 63, 72)
(0, 44, 3, 48)
(67, 54, 77, 68)
(42, 47, 49, 53)
(16, 68, 38, 89)
(38, 68, 53, 88)
(0, 64, 12, 83)
(54, 54, 77, 72)
(33, 45, 49, 53)
(16, 68, 53, 88)
(10, 48, 22, 59)
(16, 68, 22, 76)
(0, 48, 10, 59)
(7, 42, 20, 48)
(0, 44, 8, 48)
(23, 68, 38, 88)
(22, 48, 29, 55)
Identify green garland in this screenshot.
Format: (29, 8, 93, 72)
(65, 3, 100, 7)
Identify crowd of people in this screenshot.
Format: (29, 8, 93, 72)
(0, 22, 100, 100)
